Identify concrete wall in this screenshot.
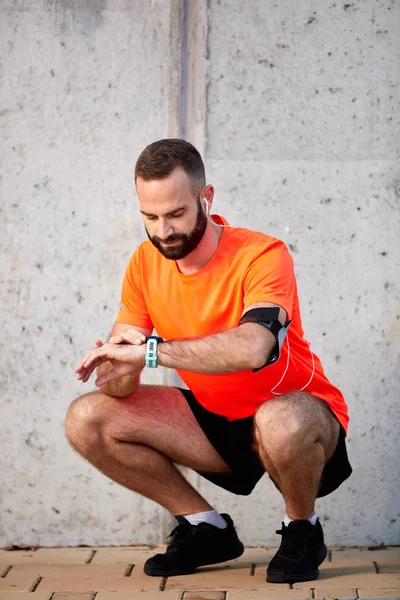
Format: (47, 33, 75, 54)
(0, 0, 399, 547)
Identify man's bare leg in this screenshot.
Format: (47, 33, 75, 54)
(253, 392, 340, 583)
(66, 384, 245, 576)
(65, 385, 231, 515)
(253, 391, 340, 519)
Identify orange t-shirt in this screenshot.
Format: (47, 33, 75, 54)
(116, 216, 349, 432)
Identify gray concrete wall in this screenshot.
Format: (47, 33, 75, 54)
(1, 0, 399, 548)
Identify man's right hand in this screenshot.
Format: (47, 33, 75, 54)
(81, 323, 152, 398)
(75, 341, 147, 385)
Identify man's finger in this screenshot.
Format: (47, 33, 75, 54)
(112, 333, 145, 345)
(126, 329, 146, 340)
(109, 335, 124, 344)
(77, 366, 90, 381)
(75, 360, 86, 373)
(75, 346, 102, 373)
(75, 363, 87, 377)
(83, 348, 107, 370)
(82, 358, 101, 382)
(75, 344, 112, 381)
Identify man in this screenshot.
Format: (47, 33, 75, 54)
(68, 138, 352, 584)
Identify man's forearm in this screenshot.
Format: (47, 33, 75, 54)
(157, 323, 275, 373)
(97, 362, 141, 397)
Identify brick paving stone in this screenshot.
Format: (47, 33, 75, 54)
(331, 549, 400, 563)
(91, 548, 153, 565)
(319, 559, 376, 577)
(96, 593, 181, 600)
(38, 578, 160, 592)
(0, 566, 39, 592)
(357, 590, 400, 599)
(324, 559, 377, 570)
(109, 545, 151, 551)
(376, 562, 400, 574)
(294, 572, 400, 589)
(37, 575, 161, 593)
(183, 592, 226, 599)
(0, 564, 160, 593)
(0, 548, 92, 565)
(166, 565, 290, 591)
(312, 561, 376, 587)
(2, 563, 124, 580)
(0, 594, 50, 600)
(228, 590, 310, 599)
(314, 587, 358, 599)
(232, 548, 275, 564)
(52, 594, 94, 599)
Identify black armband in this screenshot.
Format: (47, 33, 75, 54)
(238, 307, 292, 372)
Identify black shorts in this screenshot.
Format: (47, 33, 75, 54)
(178, 388, 352, 497)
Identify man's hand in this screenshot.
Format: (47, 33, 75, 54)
(75, 331, 147, 387)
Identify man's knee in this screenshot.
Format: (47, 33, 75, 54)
(255, 395, 308, 444)
(254, 393, 338, 461)
(65, 391, 106, 453)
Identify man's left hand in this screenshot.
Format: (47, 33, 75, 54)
(108, 329, 147, 346)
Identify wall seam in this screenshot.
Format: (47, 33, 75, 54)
(162, 0, 209, 538)
(178, 0, 188, 139)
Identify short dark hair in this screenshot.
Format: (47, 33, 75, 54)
(135, 139, 206, 197)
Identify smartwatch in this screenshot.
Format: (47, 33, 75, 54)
(145, 336, 164, 368)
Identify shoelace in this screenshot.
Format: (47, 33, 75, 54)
(275, 522, 313, 559)
(166, 522, 195, 550)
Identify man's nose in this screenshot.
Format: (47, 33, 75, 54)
(157, 218, 173, 240)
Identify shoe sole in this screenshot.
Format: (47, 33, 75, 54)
(266, 544, 327, 584)
(143, 541, 245, 577)
(267, 568, 319, 583)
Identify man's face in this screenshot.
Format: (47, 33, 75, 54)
(136, 168, 208, 260)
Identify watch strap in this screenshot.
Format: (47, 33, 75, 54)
(145, 336, 163, 368)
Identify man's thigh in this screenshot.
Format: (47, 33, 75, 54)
(94, 384, 232, 474)
(254, 391, 352, 496)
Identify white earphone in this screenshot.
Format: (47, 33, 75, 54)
(202, 197, 235, 229)
(203, 197, 222, 227)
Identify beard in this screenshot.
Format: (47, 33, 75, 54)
(145, 197, 208, 260)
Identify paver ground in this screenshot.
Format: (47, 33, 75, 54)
(0, 546, 398, 599)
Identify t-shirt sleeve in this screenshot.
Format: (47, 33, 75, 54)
(243, 241, 296, 320)
(115, 247, 154, 329)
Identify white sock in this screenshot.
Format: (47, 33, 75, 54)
(182, 509, 227, 529)
(284, 513, 318, 527)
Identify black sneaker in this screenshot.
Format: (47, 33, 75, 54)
(143, 513, 244, 577)
(266, 519, 327, 583)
